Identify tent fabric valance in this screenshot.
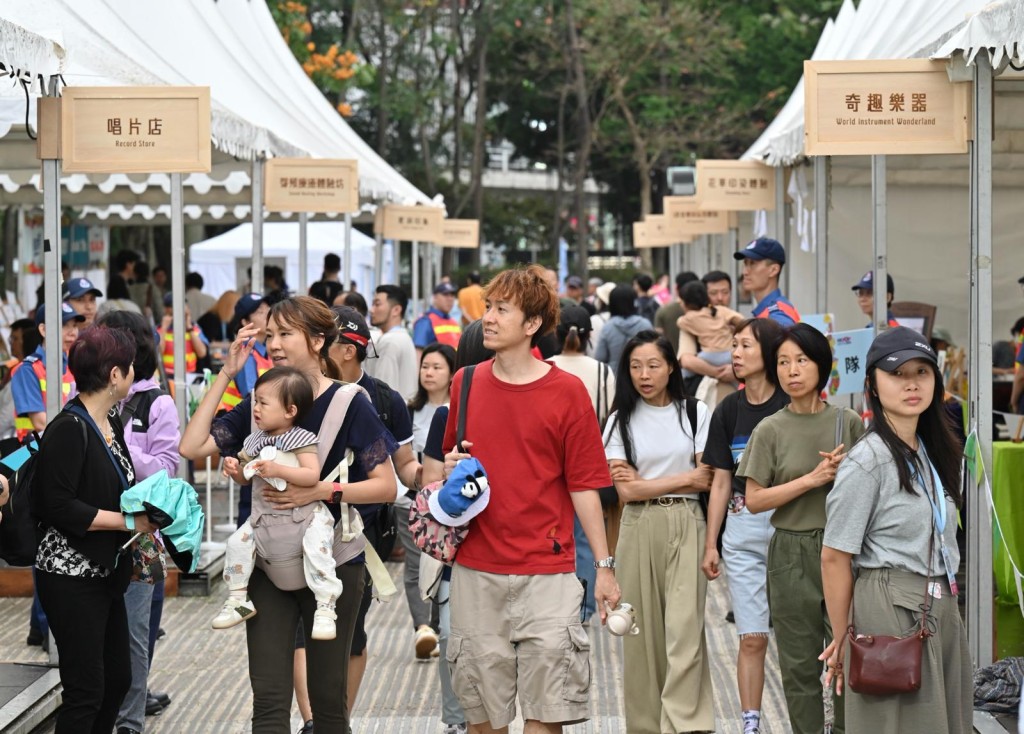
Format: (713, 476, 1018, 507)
(929, 0, 1024, 68)
(0, 17, 65, 94)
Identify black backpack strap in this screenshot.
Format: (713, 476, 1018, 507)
(369, 377, 394, 434)
(685, 398, 698, 467)
(119, 391, 148, 423)
(455, 365, 476, 450)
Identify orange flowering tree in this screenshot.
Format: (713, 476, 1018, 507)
(270, 1, 359, 117)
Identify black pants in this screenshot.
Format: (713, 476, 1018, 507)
(36, 569, 131, 734)
(247, 563, 365, 734)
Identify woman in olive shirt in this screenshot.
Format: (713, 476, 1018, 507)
(737, 324, 864, 734)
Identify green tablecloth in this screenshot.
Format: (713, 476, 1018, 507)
(992, 441, 1024, 605)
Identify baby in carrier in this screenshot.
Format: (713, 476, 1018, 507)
(212, 367, 342, 640)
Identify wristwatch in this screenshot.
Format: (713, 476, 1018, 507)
(330, 482, 344, 504)
(594, 556, 615, 569)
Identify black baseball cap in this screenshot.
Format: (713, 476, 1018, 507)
(333, 306, 372, 349)
(559, 304, 591, 333)
(851, 270, 895, 295)
(733, 237, 786, 265)
(866, 326, 938, 372)
(62, 277, 102, 300)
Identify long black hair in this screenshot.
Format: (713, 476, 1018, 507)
(408, 342, 456, 413)
(864, 363, 963, 506)
(606, 330, 689, 467)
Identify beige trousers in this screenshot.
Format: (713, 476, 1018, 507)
(618, 498, 715, 734)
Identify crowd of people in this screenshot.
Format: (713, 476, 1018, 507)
(0, 236, 990, 734)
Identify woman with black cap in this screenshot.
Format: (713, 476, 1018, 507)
(821, 327, 970, 733)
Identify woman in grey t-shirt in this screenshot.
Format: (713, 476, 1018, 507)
(821, 327, 970, 733)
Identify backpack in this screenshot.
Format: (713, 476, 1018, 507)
(364, 376, 399, 560)
(119, 386, 168, 433)
(0, 415, 87, 566)
(409, 365, 475, 564)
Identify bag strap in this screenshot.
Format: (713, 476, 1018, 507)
(595, 362, 608, 425)
(685, 398, 698, 468)
(64, 405, 130, 492)
(834, 405, 844, 447)
(455, 365, 475, 451)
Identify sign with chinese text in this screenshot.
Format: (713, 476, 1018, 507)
(828, 328, 873, 396)
(804, 59, 970, 156)
(264, 159, 359, 213)
(633, 215, 690, 248)
(376, 205, 443, 243)
(438, 219, 480, 248)
(663, 196, 730, 235)
(694, 160, 776, 211)
(61, 87, 211, 173)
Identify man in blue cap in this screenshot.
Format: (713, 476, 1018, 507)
(733, 237, 801, 327)
(851, 270, 899, 329)
(62, 277, 103, 328)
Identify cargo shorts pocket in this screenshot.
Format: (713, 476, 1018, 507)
(562, 624, 592, 703)
(446, 634, 484, 710)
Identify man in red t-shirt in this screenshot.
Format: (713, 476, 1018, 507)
(442, 265, 620, 734)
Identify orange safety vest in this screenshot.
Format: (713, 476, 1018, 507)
(427, 311, 462, 350)
(219, 348, 274, 412)
(13, 357, 75, 441)
(754, 299, 801, 325)
(161, 326, 199, 376)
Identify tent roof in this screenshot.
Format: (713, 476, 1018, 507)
(0, 0, 433, 215)
(928, 0, 1024, 67)
(742, 0, 989, 167)
(189, 220, 375, 260)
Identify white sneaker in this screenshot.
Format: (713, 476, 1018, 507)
(312, 607, 337, 640)
(415, 625, 439, 659)
(211, 596, 256, 629)
(442, 725, 467, 734)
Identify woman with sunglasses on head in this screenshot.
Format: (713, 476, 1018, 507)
(602, 330, 714, 733)
(737, 323, 865, 734)
(820, 327, 970, 733)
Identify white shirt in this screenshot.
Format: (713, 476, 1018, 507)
(365, 325, 418, 401)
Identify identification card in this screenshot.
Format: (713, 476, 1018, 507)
(940, 544, 959, 597)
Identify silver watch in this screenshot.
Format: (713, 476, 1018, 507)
(594, 556, 615, 569)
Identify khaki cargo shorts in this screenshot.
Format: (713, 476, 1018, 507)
(448, 565, 591, 729)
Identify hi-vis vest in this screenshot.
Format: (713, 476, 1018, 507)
(427, 311, 462, 349)
(755, 299, 801, 325)
(13, 357, 75, 441)
(219, 348, 274, 412)
(161, 326, 199, 376)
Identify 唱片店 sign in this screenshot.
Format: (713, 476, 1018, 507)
(438, 219, 480, 248)
(61, 87, 211, 173)
(633, 215, 689, 248)
(376, 205, 443, 243)
(694, 160, 776, 211)
(264, 159, 359, 213)
(663, 196, 730, 235)
(804, 59, 970, 156)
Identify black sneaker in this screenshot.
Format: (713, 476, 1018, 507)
(145, 694, 164, 717)
(149, 690, 171, 707)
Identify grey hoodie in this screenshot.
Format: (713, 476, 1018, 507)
(594, 314, 653, 369)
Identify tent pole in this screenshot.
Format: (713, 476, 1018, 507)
(251, 157, 265, 294)
(298, 212, 308, 294)
(373, 232, 384, 289)
(412, 240, 420, 317)
(773, 167, 788, 296)
(968, 49, 995, 670)
(170, 173, 188, 479)
(871, 156, 887, 335)
(731, 226, 740, 312)
(669, 243, 679, 286)
(40, 128, 62, 425)
(814, 156, 829, 314)
(343, 212, 353, 292)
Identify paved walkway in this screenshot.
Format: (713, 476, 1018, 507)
(1, 562, 792, 733)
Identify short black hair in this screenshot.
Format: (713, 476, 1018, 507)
(11, 318, 41, 356)
(702, 270, 732, 287)
(608, 284, 637, 317)
(253, 366, 315, 423)
(96, 309, 160, 382)
(342, 291, 368, 317)
(1012, 316, 1024, 336)
(467, 271, 482, 285)
(732, 317, 785, 386)
(675, 271, 699, 292)
(185, 272, 204, 291)
(633, 273, 653, 292)
(151, 265, 166, 278)
(680, 281, 710, 311)
(323, 253, 341, 273)
(308, 280, 344, 307)
(113, 249, 140, 272)
(774, 323, 833, 393)
(134, 260, 150, 280)
(376, 284, 408, 317)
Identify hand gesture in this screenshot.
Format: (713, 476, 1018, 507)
(223, 324, 259, 379)
(132, 512, 159, 535)
(819, 637, 845, 696)
(608, 460, 638, 484)
(160, 313, 173, 332)
(247, 459, 281, 480)
(808, 444, 846, 487)
(715, 364, 735, 382)
(443, 440, 473, 480)
(594, 572, 622, 625)
(261, 482, 322, 511)
(701, 546, 721, 580)
(222, 456, 246, 484)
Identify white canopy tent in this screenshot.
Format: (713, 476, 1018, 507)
(189, 221, 377, 300)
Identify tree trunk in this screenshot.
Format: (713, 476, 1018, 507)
(565, 0, 591, 279)
(468, 4, 490, 268)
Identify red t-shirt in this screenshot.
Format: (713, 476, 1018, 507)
(443, 360, 611, 574)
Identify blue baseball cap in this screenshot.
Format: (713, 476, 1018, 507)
(851, 270, 894, 295)
(733, 237, 786, 265)
(62, 277, 102, 300)
(36, 302, 87, 326)
(234, 293, 265, 321)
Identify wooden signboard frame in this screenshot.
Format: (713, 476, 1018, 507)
(694, 160, 776, 211)
(663, 196, 730, 235)
(61, 86, 211, 173)
(375, 205, 444, 243)
(264, 158, 359, 213)
(438, 219, 480, 248)
(804, 59, 970, 156)
(634, 216, 691, 248)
